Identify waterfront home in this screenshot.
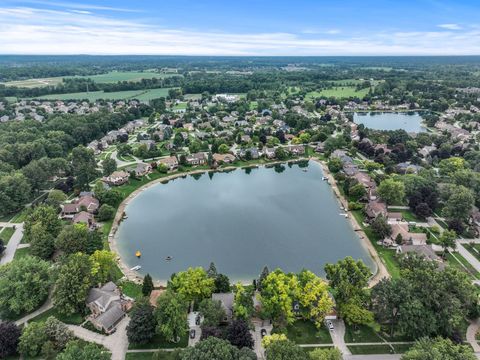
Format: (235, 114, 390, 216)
(102, 170, 130, 186)
(127, 162, 152, 177)
(73, 211, 96, 229)
(352, 172, 377, 200)
(186, 152, 207, 166)
(396, 245, 443, 266)
(264, 147, 276, 159)
(388, 223, 427, 246)
(61, 194, 100, 219)
(343, 163, 359, 176)
(287, 145, 306, 155)
(365, 200, 387, 221)
(86, 282, 132, 334)
(213, 153, 236, 164)
(212, 293, 234, 323)
(158, 156, 179, 171)
(331, 149, 353, 164)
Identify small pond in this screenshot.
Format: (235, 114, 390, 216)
(353, 111, 426, 132)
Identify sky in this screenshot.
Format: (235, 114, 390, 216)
(1, 0, 480, 55)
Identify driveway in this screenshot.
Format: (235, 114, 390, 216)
(252, 319, 272, 359)
(330, 319, 351, 356)
(187, 311, 201, 347)
(67, 316, 129, 360)
(457, 242, 480, 273)
(0, 223, 24, 265)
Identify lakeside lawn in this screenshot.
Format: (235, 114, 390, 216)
(0, 227, 15, 244)
(128, 332, 188, 350)
(445, 252, 480, 280)
(118, 280, 143, 300)
(280, 319, 332, 344)
(351, 210, 401, 279)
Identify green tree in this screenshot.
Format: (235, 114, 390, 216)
(45, 189, 67, 210)
(18, 322, 47, 358)
(371, 215, 392, 239)
(265, 338, 306, 360)
(55, 224, 90, 255)
(29, 222, 56, 259)
(71, 145, 99, 190)
(233, 283, 254, 320)
(297, 270, 334, 328)
(53, 253, 93, 315)
(155, 290, 188, 343)
(199, 298, 226, 327)
(170, 267, 215, 303)
(438, 230, 457, 258)
(98, 204, 115, 221)
(401, 337, 475, 360)
(142, 273, 154, 296)
(218, 144, 230, 154)
(44, 316, 74, 351)
(378, 178, 405, 205)
(0, 256, 52, 317)
(260, 270, 299, 326)
(275, 147, 288, 161)
(214, 274, 231, 293)
(439, 157, 466, 177)
(442, 185, 474, 222)
(181, 336, 256, 360)
(309, 347, 342, 360)
(90, 250, 116, 284)
(0, 172, 31, 215)
(102, 158, 117, 176)
(225, 319, 254, 349)
(127, 299, 156, 344)
(24, 205, 62, 243)
(56, 340, 110, 360)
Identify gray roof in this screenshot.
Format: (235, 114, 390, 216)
(212, 293, 234, 314)
(95, 303, 125, 330)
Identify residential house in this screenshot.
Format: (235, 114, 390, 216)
(287, 145, 306, 156)
(102, 170, 130, 186)
(365, 200, 387, 221)
(387, 223, 427, 246)
(73, 211, 96, 229)
(158, 156, 178, 171)
(396, 245, 444, 267)
(186, 152, 207, 166)
(264, 148, 276, 159)
(127, 163, 152, 177)
(86, 282, 132, 334)
(212, 293, 234, 323)
(213, 153, 236, 164)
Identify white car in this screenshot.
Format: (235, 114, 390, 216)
(326, 320, 334, 331)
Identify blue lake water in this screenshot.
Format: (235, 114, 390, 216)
(354, 112, 426, 132)
(116, 161, 375, 282)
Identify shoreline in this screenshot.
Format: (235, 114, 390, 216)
(109, 157, 387, 287)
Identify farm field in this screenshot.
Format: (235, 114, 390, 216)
(2, 71, 180, 88)
(306, 86, 370, 100)
(31, 87, 174, 101)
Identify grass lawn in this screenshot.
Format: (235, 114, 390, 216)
(446, 252, 480, 280)
(10, 209, 29, 223)
(393, 344, 413, 353)
(351, 210, 401, 279)
(0, 227, 15, 244)
(348, 345, 395, 355)
(119, 280, 143, 300)
(13, 247, 31, 260)
(388, 208, 424, 222)
(128, 332, 188, 350)
(126, 353, 154, 360)
(306, 86, 369, 100)
(345, 324, 383, 343)
(31, 87, 175, 102)
(282, 320, 332, 344)
(29, 307, 84, 325)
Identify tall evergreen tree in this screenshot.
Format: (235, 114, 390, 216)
(142, 274, 154, 297)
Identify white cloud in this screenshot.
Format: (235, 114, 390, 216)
(16, 0, 141, 13)
(0, 6, 479, 55)
(438, 23, 462, 30)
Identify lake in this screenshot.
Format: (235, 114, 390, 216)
(353, 111, 426, 132)
(115, 161, 375, 282)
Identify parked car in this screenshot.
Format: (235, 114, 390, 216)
(195, 315, 201, 325)
(260, 329, 267, 338)
(189, 329, 196, 339)
(326, 320, 334, 331)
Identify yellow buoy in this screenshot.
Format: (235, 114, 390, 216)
(135, 251, 141, 258)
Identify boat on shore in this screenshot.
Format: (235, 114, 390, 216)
(130, 265, 142, 271)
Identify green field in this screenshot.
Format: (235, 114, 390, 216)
(3, 71, 179, 88)
(32, 87, 174, 101)
(306, 86, 370, 100)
